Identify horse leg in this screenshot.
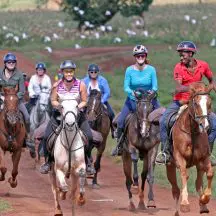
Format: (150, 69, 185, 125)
(122, 150, 136, 212)
(138, 154, 148, 210)
(49, 168, 63, 216)
(8, 150, 22, 188)
(92, 152, 102, 189)
(131, 148, 139, 194)
(0, 148, 7, 181)
(70, 171, 78, 216)
(147, 145, 158, 208)
(199, 160, 214, 213)
(166, 163, 180, 216)
(56, 168, 68, 199)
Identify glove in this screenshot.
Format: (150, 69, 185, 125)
(147, 90, 154, 94)
(134, 90, 142, 98)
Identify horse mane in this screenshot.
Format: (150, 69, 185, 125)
(90, 89, 101, 97)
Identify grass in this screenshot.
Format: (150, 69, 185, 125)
(0, 199, 12, 213)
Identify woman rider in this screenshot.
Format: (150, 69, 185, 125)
(111, 45, 160, 156)
(39, 60, 93, 174)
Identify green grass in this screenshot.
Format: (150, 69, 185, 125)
(0, 199, 12, 213)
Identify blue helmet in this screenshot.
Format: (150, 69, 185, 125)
(36, 62, 46, 70)
(3, 53, 17, 63)
(176, 41, 197, 53)
(88, 64, 99, 72)
(60, 60, 76, 70)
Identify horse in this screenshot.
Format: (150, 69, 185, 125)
(121, 90, 162, 211)
(29, 87, 51, 163)
(85, 89, 110, 188)
(166, 82, 214, 216)
(49, 95, 86, 216)
(0, 87, 26, 188)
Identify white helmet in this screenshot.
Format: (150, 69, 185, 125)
(133, 45, 148, 56)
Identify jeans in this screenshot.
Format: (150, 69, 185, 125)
(208, 112, 216, 144)
(104, 101, 115, 120)
(118, 97, 160, 129)
(19, 102, 30, 124)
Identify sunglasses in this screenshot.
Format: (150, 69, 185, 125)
(135, 55, 146, 59)
(89, 71, 98, 74)
(63, 69, 75, 73)
(6, 61, 16, 64)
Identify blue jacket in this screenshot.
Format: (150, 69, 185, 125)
(82, 75, 111, 103)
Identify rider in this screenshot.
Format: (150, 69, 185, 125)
(0, 53, 30, 135)
(111, 45, 160, 156)
(156, 41, 216, 165)
(39, 60, 93, 174)
(82, 63, 115, 137)
(27, 62, 52, 112)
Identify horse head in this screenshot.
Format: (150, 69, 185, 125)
(60, 95, 78, 130)
(189, 82, 213, 133)
(37, 87, 50, 113)
(134, 89, 156, 138)
(3, 87, 19, 125)
(86, 89, 102, 122)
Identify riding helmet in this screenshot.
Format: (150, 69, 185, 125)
(176, 41, 197, 53)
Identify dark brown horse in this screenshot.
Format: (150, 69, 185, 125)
(0, 87, 26, 188)
(167, 82, 214, 216)
(122, 90, 161, 211)
(85, 89, 110, 188)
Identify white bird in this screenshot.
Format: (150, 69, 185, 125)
(113, 37, 122, 43)
(80, 34, 86, 39)
(44, 36, 51, 43)
(13, 36, 20, 43)
(58, 21, 64, 28)
(105, 10, 111, 16)
(126, 29, 136, 36)
(106, 25, 113, 31)
(143, 30, 149, 37)
(201, 16, 208, 20)
(79, 10, 85, 15)
(5, 33, 13, 39)
(2, 25, 8, 30)
(74, 6, 79, 11)
(191, 19, 197, 24)
(45, 46, 53, 53)
(184, 15, 190, 22)
(22, 33, 28, 39)
(135, 20, 141, 26)
(84, 21, 90, 27)
(210, 38, 216, 47)
(100, 25, 106, 32)
(53, 33, 59, 39)
(75, 44, 81, 49)
(95, 32, 100, 39)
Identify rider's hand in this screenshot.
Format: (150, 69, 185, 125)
(56, 104, 63, 112)
(134, 90, 142, 98)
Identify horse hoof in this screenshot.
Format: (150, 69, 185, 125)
(200, 204, 209, 214)
(131, 185, 139, 195)
(59, 191, 67, 200)
(92, 183, 100, 189)
(200, 194, 210, 205)
(0, 176, 5, 181)
(180, 204, 190, 213)
(77, 195, 86, 206)
(147, 200, 156, 208)
(128, 202, 136, 212)
(8, 177, 17, 188)
(54, 208, 63, 216)
(60, 185, 68, 193)
(138, 202, 146, 210)
(174, 211, 180, 216)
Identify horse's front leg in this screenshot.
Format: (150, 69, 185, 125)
(49, 167, 63, 216)
(130, 147, 139, 194)
(56, 166, 68, 200)
(147, 144, 159, 208)
(92, 152, 102, 189)
(0, 147, 7, 181)
(138, 153, 148, 210)
(8, 149, 22, 188)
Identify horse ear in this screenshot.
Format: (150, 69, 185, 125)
(3, 87, 8, 94)
(206, 83, 214, 93)
(15, 84, 18, 93)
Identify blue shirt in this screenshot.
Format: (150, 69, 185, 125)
(82, 75, 111, 103)
(124, 65, 158, 100)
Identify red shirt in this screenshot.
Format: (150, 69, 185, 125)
(173, 59, 213, 102)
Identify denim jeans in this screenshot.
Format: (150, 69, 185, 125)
(104, 101, 115, 120)
(117, 97, 160, 129)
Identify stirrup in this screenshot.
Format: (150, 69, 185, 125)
(155, 152, 168, 165)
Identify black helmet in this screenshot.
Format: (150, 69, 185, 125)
(3, 53, 17, 63)
(176, 41, 197, 53)
(36, 62, 46, 70)
(60, 60, 76, 70)
(88, 64, 99, 72)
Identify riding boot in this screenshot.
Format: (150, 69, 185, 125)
(39, 155, 52, 174)
(155, 140, 171, 164)
(111, 127, 123, 156)
(209, 142, 216, 167)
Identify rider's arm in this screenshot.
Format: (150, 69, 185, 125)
(50, 86, 60, 108)
(124, 67, 133, 95)
(17, 73, 25, 100)
(203, 62, 216, 90)
(78, 81, 87, 109)
(46, 76, 52, 92)
(101, 77, 110, 104)
(28, 76, 35, 98)
(151, 67, 158, 92)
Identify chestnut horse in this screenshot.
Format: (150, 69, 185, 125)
(85, 89, 110, 188)
(122, 90, 161, 211)
(0, 87, 26, 188)
(167, 82, 214, 216)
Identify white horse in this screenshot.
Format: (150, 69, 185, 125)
(29, 87, 51, 162)
(49, 96, 86, 216)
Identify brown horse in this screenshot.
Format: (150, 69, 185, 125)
(85, 89, 110, 188)
(122, 90, 161, 211)
(167, 82, 214, 216)
(0, 87, 26, 188)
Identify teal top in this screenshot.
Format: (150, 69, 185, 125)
(124, 65, 158, 100)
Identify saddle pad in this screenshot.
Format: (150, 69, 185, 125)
(148, 107, 166, 123)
